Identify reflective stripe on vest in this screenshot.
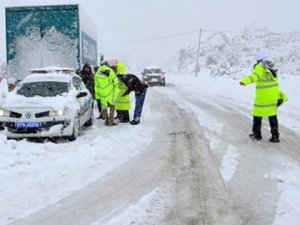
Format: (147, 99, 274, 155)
(95, 82, 112, 89)
(253, 72, 260, 80)
(256, 84, 279, 89)
(249, 76, 254, 83)
(95, 88, 114, 98)
(254, 103, 278, 108)
(258, 73, 272, 82)
(115, 100, 131, 104)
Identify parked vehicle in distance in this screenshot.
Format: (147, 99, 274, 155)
(0, 67, 93, 140)
(141, 66, 166, 86)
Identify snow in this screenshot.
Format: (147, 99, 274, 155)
(264, 156, 300, 225)
(186, 102, 224, 135)
(90, 188, 172, 225)
(22, 74, 72, 83)
(0, 76, 8, 99)
(2, 93, 70, 111)
(0, 67, 300, 224)
(0, 94, 159, 224)
(220, 144, 240, 184)
(144, 65, 162, 70)
(30, 67, 75, 73)
(177, 31, 300, 76)
(168, 70, 300, 224)
(8, 27, 79, 79)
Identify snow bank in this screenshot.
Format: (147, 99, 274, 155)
(0, 91, 160, 224)
(264, 156, 300, 225)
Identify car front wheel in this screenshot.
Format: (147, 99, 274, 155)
(84, 108, 94, 127)
(68, 115, 80, 141)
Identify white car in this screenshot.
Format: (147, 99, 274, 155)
(0, 67, 93, 140)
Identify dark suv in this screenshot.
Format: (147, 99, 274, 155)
(141, 67, 165, 86)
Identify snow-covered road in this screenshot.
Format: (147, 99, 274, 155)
(1, 70, 300, 225)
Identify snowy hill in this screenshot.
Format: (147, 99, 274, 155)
(177, 29, 300, 76)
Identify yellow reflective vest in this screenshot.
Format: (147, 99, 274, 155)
(241, 63, 287, 117)
(115, 63, 132, 111)
(94, 65, 120, 109)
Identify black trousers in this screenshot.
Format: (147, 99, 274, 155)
(97, 100, 102, 113)
(253, 115, 279, 136)
(117, 110, 130, 122)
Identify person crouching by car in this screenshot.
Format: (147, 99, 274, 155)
(115, 63, 132, 123)
(117, 74, 148, 125)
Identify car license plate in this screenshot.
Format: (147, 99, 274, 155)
(16, 122, 42, 128)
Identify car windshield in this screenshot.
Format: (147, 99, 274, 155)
(145, 68, 162, 74)
(17, 81, 70, 97)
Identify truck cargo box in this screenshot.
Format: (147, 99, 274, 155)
(6, 4, 97, 79)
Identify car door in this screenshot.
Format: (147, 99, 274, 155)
(73, 77, 91, 124)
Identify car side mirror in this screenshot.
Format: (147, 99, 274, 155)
(77, 91, 88, 98)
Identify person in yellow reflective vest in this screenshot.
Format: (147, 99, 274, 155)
(115, 63, 132, 123)
(240, 52, 287, 143)
(94, 62, 120, 126)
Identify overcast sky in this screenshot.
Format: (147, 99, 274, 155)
(1, 0, 300, 70)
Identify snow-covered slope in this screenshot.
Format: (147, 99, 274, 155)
(177, 29, 300, 76)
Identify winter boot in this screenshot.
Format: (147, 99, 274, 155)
(119, 110, 130, 123)
(250, 116, 262, 140)
(249, 133, 262, 141)
(131, 117, 140, 125)
(269, 115, 280, 143)
(102, 109, 109, 126)
(109, 105, 117, 126)
(269, 134, 280, 143)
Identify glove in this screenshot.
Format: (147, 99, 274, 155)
(122, 90, 130, 96)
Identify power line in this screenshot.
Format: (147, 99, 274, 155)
(100, 28, 300, 48)
(101, 29, 199, 47)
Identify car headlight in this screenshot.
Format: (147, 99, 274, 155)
(49, 107, 71, 117)
(0, 108, 10, 117)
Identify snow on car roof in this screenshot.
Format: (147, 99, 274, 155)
(22, 72, 74, 83)
(144, 65, 161, 70)
(30, 67, 75, 74)
(22, 67, 77, 83)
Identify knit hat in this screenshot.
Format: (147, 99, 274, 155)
(256, 52, 267, 61)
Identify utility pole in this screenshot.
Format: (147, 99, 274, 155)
(195, 29, 202, 77)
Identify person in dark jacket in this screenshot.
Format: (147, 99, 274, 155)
(117, 74, 148, 125)
(80, 64, 102, 119)
(80, 64, 94, 96)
